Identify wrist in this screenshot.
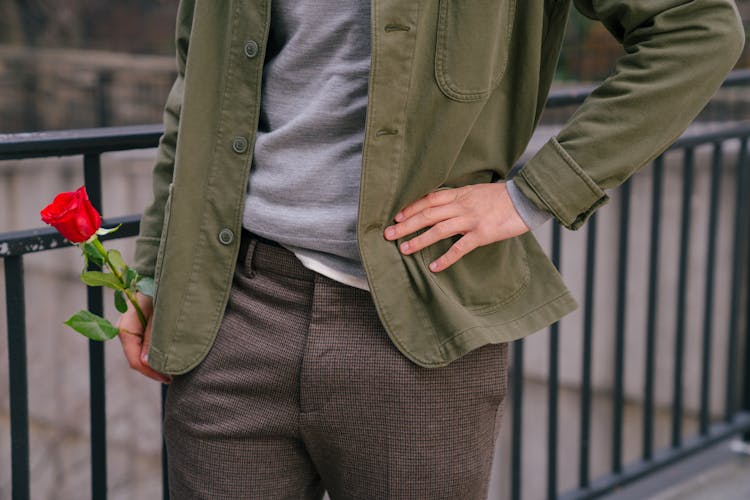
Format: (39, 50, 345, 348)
(505, 178, 552, 231)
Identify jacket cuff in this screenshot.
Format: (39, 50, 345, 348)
(513, 137, 609, 230)
(132, 236, 160, 278)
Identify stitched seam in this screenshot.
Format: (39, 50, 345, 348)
(135, 237, 161, 244)
(164, 0, 242, 370)
(435, 0, 516, 101)
(174, 0, 273, 373)
(438, 290, 575, 347)
(387, 290, 575, 368)
(420, 240, 531, 313)
(360, 1, 445, 366)
(550, 138, 605, 197)
(521, 139, 605, 225)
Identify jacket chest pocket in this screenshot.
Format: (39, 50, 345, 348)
(435, 0, 517, 102)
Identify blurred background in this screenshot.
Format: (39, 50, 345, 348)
(1, 2, 750, 499)
(1, 1, 750, 132)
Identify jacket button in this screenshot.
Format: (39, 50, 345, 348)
(244, 40, 259, 59)
(232, 136, 248, 154)
(218, 228, 235, 245)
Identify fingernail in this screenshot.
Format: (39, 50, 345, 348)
(400, 242, 410, 253)
(141, 352, 148, 363)
(385, 227, 395, 239)
(429, 261, 439, 271)
(395, 212, 404, 222)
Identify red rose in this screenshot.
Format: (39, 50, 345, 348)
(40, 186, 102, 243)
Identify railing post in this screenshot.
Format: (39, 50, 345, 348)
(613, 179, 632, 474)
(162, 385, 170, 500)
(84, 153, 108, 500)
(579, 213, 597, 488)
(673, 148, 695, 447)
(5, 256, 30, 500)
(743, 166, 750, 443)
(511, 339, 524, 500)
(727, 139, 749, 422)
(643, 157, 664, 459)
(547, 223, 562, 500)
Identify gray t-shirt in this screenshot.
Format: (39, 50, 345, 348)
(242, 0, 371, 288)
(242, 1, 550, 290)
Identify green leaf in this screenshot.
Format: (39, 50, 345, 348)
(125, 268, 138, 289)
(114, 290, 128, 313)
(80, 271, 123, 290)
(82, 242, 105, 267)
(136, 277, 155, 297)
(96, 224, 121, 236)
(108, 249, 127, 274)
(64, 310, 120, 341)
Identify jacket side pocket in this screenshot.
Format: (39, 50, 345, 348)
(420, 234, 530, 313)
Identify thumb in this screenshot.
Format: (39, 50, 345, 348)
(140, 319, 153, 364)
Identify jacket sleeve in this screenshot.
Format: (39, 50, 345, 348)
(133, 0, 195, 277)
(512, 0, 745, 230)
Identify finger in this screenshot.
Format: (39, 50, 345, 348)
(394, 188, 458, 222)
(117, 308, 143, 336)
(118, 329, 146, 372)
(428, 234, 479, 272)
(398, 218, 467, 255)
(141, 321, 172, 384)
(117, 320, 171, 384)
(140, 320, 152, 364)
(385, 203, 461, 241)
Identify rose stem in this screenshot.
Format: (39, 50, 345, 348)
(91, 238, 147, 328)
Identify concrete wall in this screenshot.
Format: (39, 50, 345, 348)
(0, 46, 174, 132)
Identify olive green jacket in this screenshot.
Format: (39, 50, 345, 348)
(134, 0, 744, 374)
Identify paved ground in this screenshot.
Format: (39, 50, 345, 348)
(605, 438, 750, 500)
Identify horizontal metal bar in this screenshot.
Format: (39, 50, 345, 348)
(0, 124, 162, 159)
(546, 84, 599, 107)
(669, 123, 750, 150)
(0, 215, 140, 257)
(717, 68, 750, 88)
(559, 413, 750, 500)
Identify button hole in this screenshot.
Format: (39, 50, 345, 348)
(385, 24, 411, 32)
(376, 128, 399, 137)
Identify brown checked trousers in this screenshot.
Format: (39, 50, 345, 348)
(163, 230, 509, 499)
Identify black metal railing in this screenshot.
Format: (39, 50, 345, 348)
(1, 126, 163, 500)
(533, 126, 750, 500)
(2, 73, 750, 499)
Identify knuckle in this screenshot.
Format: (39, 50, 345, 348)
(437, 223, 453, 238)
(453, 237, 472, 254)
(451, 240, 466, 254)
(408, 236, 424, 252)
